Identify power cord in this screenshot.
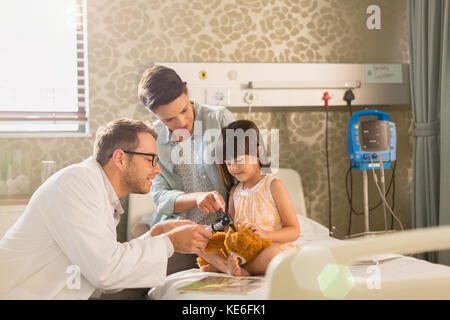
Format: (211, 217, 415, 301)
(344, 89, 355, 116)
(391, 165, 396, 230)
(370, 155, 403, 231)
(323, 92, 332, 234)
(375, 153, 388, 231)
(344, 89, 355, 236)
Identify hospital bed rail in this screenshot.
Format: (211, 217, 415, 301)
(266, 225, 450, 299)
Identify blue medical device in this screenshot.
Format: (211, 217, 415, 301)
(347, 110, 396, 170)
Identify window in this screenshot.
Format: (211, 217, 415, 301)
(0, 0, 89, 135)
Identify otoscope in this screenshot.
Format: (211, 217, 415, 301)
(205, 210, 237, 233)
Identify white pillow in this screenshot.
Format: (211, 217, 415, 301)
(296, 214, 330, 239)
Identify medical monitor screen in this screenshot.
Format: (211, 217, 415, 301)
(359, 120, 390, 152)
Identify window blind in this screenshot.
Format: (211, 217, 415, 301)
(0, 0, 89, 133)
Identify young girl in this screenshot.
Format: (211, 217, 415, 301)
(197, 120, 300, 276)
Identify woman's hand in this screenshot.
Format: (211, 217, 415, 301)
(244, 223, 268, 239)
(196, 191, 226, 214)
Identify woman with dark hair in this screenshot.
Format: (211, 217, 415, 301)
(138, 65, 235, 274)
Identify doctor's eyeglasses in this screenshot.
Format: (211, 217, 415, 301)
(123, 150, 159, 167)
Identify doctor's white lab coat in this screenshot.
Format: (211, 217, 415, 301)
(0, 157, 173, 299)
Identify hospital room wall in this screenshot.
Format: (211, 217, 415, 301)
(2, 0, 411, 236)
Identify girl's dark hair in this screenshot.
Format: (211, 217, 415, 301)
(216, 120, 271, 193)
(138, 65, 187, 112)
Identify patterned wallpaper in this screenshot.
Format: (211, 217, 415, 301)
(2, 0, 411, 236)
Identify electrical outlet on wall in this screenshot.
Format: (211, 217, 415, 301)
(206, 88, 230, 106)
(243, 91, 258, 104)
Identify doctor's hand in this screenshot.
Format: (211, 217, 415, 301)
(196, 191, 226, 214)
(166, 224, 213, 254)
(149, 219, 195, 237)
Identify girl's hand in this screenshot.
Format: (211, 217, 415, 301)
(245, 223, 267, 238)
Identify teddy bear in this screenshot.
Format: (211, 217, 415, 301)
(196, 225, 272, 267)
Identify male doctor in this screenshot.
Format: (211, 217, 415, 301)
(0, 118, 212, 299)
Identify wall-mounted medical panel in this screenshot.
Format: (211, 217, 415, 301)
(153, 62, 410, 108)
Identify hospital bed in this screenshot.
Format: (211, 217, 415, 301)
(127, 169, 450, 300)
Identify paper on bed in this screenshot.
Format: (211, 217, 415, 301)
(148, 269, 268, 300)
(177, 275, 265, 295)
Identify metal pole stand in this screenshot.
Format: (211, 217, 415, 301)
(346, 170, 396, 239)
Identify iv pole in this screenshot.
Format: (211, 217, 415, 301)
(332, 107, 398, 240)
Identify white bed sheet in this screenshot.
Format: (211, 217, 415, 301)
(148, 215, 450, 300)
